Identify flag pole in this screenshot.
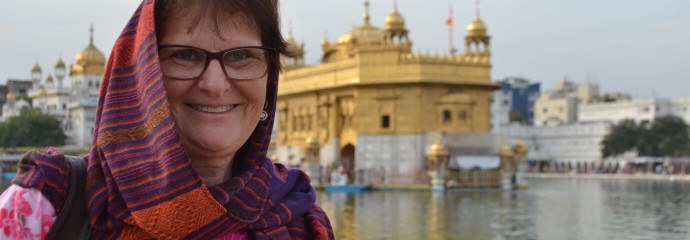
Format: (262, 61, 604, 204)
(447, 6, 456, 56)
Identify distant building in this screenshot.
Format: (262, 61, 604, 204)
(0, 80, 33, 115)
(534, 78, 598, 126)
(3, 25, 103, 148)
(491, 77, 540, 131)
(671, 98, 690, 124)
(579, 95, 690, 125)
(7, 80, 33, 97)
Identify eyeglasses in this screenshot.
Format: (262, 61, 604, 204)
(158, 45, 276, 80)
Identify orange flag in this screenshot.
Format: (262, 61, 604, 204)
(446, 6, 453, 26)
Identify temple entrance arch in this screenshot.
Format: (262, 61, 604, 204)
(339, 144, 356, 184)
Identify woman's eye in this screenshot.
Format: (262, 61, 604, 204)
(227, 50, 252, 62)
(172, 50, 203, 63)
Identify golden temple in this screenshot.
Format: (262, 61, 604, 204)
(275, 2, 498, 186)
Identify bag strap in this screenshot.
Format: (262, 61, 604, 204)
(46, 155, 91, 240)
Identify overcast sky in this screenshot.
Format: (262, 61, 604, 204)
(1, 0, 689, 97)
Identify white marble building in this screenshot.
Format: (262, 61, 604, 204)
(4, 26, 103, 148)
(580, 95, 690, 125)
(500, 121, 610, 164)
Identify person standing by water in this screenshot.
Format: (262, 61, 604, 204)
(0, 0, 334, 239)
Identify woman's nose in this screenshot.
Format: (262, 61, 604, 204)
(197, 59, 230, 97)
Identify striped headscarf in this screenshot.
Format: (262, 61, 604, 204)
(14, 0, 334, 239)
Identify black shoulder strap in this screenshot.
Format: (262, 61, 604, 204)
(46, 155, 91, 240)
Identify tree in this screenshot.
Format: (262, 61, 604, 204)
(642, 115, 689, 157)
(601, 119, 642, 158)
(601, 116, 690, 158)
(0, 108, 66, 147)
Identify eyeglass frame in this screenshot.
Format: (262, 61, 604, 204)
(157, 44, 277, 80)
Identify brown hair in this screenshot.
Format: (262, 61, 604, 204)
(154, 0, 288, 80)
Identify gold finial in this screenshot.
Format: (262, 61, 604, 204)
(394, 0, 398, 10)
(363, 0, 371, 24)
(475, 0, 480, 17)
(288, 21, 293, 37)
(89, 23, 94, 46)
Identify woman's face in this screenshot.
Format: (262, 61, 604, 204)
(159, 13, 266, 162)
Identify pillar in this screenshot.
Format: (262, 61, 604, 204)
(302, 137, 322, 185)
(499, 142, 514, 190)
(427, 141, 449, 191)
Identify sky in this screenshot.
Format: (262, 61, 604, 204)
(1, 0, 689, 98)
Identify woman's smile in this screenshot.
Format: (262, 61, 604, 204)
(188, 104, 237, 113)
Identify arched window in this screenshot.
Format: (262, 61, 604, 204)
(443, 110, 451, 125)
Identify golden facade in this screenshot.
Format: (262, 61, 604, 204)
(276, 3, 498, 185)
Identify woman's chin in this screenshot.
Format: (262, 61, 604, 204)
(183, 136, 242, 160)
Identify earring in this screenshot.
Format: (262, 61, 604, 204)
(260, 111, 268, 121)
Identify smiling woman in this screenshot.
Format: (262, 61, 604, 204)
(0, 0, 334, 239)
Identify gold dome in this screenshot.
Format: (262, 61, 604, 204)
(514, 139, 526, 149)
(31, 63, 42, 73)
(45, 74, 54, 82)
(72, 25, 106, 76)
(500, 142, 513, 157)
(6, 92, 16, 100)
(385, 7, 405, 30)
(430, 142, 446, 153)
(337, 1, 383, 46)
(337, 23, 383, 46)
(467, 15, 487, 37)
(75, 44, 106, 68)
(321, 38, 330, 49)
(55, 58, 66, 68)
(285, 33, 299, 55)
(514, 139, 527, 155)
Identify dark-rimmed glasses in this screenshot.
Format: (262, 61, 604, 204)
(158, 45, 276, 80)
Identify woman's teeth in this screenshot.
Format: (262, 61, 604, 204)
(191, 104, 235, 113)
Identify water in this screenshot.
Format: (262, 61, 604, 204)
(1, 177, 689, 239)
(316, 178, 690, 240)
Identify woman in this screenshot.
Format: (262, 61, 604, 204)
(0, 0, 334, 239)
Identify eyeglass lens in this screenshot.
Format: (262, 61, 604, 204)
(159, 46, 269, 80)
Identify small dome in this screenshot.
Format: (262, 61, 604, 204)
(45, 74, 54, 82)
(337, 1, 383, 46)
(337, 24, 383, 46)
(31, 63, 42, 73)
(515, 139, 526, 149)
(500, 143, 513, 156)
(514, 139, 527, 154)
(385, 7, 405, 30)
(55, 58, 66, 68)
(38, 87, 47, 96)
(430, 142, 446, 153)
(285, 34, 299, 55)
(467, 15, 487, 37)
(6, 92, 16, 100)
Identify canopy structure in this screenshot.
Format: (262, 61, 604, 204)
(449, 155, 500, 170)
